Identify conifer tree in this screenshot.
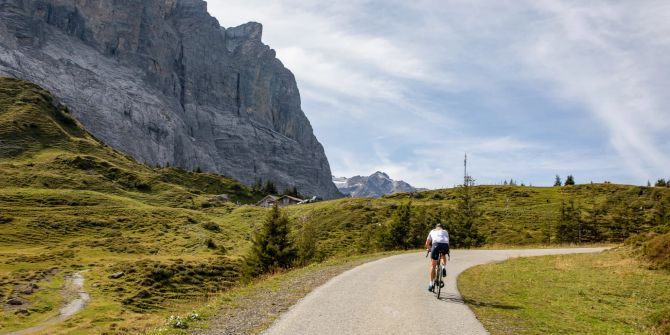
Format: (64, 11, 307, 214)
(554, 175, 562, 187)
(247, 204, 296, 273)
(263, 181, 277, 195)
(283, 186, 300, 198)
(445, 178, 485, 248)
(565, 175, 575, 186)
(383, 202, 412, 250)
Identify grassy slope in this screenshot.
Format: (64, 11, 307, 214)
(274, 184, 670, 258)
(0, 78, 264, 334)
(459, 249, 670, 335)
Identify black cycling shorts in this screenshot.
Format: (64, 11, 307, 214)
(430, 242, 450, 260)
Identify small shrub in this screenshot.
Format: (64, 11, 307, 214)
(205, 238, 217, 249)
(0, 215, 13, 224)
(135, 182, 151, 192)
(202, 221, 220, 232)
(643, 232, 670, 270)
(54, 107, 77, 127)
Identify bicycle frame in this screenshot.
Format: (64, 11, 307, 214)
(426, 250, 449, 299)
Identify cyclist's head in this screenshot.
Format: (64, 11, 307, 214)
(435, 223, 443, 229)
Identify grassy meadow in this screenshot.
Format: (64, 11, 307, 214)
(459, 248, 670, 335)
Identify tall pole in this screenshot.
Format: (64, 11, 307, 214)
(464, 152, 467, 186)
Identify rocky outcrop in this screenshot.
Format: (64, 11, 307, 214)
(333, 172, 423, 198)
(0, 0, 340, 198)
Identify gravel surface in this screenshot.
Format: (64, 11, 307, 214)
(194, 256, 389, 335)
(262, 248, 607, 335)
(5, 271, 89, 335)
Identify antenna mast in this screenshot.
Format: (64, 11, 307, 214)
(464, 152, 468, 186)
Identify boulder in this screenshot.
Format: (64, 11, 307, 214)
(109, 272, 125, 279)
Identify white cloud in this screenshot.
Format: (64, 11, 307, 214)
(207, 0, 670, 188)
(517, 0, 670, 179)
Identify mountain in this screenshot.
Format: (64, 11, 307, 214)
(333, 171, 423, 197)
(0, 0, 340, 198)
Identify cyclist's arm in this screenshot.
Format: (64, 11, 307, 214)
(425, 236, 432, 250)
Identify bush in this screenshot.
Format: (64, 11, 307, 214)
(643, 232, 670, 270)
(202, 221, 220, 232)
(205, 238, 217, 249)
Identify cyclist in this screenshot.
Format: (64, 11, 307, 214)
(425, 223, 449, 291)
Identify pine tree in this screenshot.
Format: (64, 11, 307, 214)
(252, 178, 263, 192)
(383, 202, 412, 250)
(556, 200, 581, 243)
(283, 186, 300, 198)
(656, 179, 667, 187)
(263, 181, 277, 195)
(554, 175, 562, 187)
(247, 204, 296, 273)
(445, 179, 485, 248)
(565, 175, 575, 186)
(409, 208, 439, 248)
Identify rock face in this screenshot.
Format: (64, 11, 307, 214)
(0, 0, 340, 198)
(333, 172, 422, 198)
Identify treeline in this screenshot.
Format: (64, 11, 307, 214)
(244, 184, 670, 275)
(653, 179, 670, 187)
(244, 182, 489, 275)
(252, 179, 302, 198)
(375, 181, 486, 250)
(554, 174, 575, 186)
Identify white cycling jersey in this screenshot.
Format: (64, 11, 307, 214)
(427, 228, 449, 244)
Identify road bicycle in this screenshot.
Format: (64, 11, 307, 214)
(426, 249, 449, 299)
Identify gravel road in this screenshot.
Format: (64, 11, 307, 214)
(263, 248, 606, 335)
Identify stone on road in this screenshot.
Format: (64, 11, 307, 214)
(263, 248, 606, 335)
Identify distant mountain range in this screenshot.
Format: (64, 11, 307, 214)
(333, 172, 425, 198)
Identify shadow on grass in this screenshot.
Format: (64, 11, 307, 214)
(438, 292, 521, 310)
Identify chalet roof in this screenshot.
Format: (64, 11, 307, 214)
(256, 195, 279, 205)
(280, 195, 304, 202)
(256, 195, 304, 206)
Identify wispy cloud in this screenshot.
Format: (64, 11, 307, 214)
(208, 0, 670, 188)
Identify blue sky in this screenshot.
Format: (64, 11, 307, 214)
(208, 0, 670, 189)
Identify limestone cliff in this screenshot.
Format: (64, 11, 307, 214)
(0, 0, 341, 198)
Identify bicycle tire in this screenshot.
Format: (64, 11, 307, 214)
(436, 263, 442, 299)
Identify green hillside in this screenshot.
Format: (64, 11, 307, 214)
(0, 77, 266, 334)
(1, 77, 668, 334)
(274, 183, 670, 258)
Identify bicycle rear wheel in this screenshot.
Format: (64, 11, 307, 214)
(436, 264, 442, 299)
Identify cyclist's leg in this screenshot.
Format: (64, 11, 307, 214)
(429, 258, 437, 282)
